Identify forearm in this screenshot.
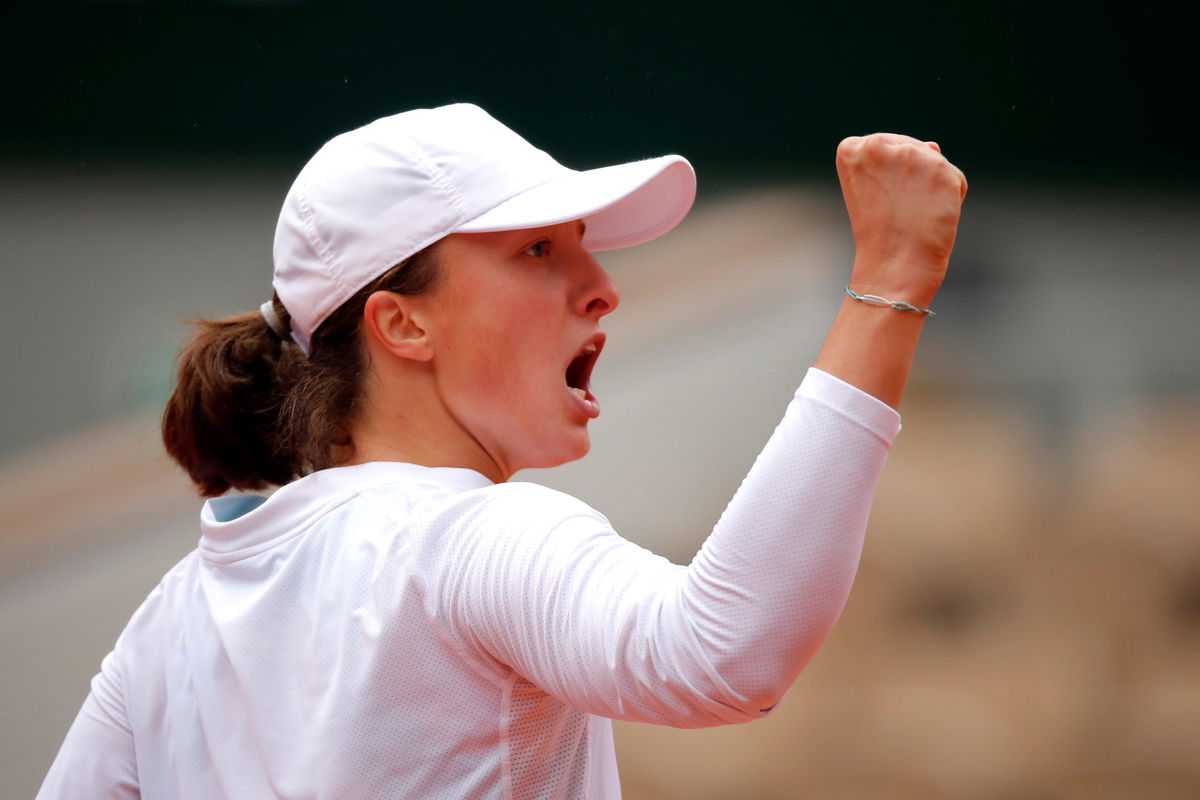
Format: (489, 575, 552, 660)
(813, 290, 930, 410)
(676, 368, 899, 716)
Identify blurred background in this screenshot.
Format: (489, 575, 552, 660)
(2, 1, 1197, 797)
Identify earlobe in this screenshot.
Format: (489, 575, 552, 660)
(362, 291, 434, 362)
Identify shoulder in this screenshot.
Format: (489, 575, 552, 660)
(120, 550, 202, 635)
(347, 476, 617, 570)
(421, 481, 613, 549)
(396, 481, 625, 580)
(353, 472, 606, 530)
(96, 549, 203, 694)
(475, 481, 608, 524)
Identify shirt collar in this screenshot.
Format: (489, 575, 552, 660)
(199, 462, 493, 560)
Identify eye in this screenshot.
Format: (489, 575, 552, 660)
(523, 239, 551, 258)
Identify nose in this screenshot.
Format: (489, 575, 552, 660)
(577, 256, 621, 318)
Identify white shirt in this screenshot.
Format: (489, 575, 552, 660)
(38, 368, 900, 799)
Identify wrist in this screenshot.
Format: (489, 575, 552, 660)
(848, 255, 946, 308)
(843, 285, 936, 316)
(815, 296, 927, 410)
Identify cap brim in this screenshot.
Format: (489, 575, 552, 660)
(455, 155, 696, 251)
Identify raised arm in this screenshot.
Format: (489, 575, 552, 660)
(435, 135, 967, 726)
(815, 134, 968, 408)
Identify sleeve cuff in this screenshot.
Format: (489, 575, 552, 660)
(798, 367, 903, 445)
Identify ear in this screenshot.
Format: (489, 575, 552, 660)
(361, 291, 433, 362)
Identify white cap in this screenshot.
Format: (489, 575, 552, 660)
(273, 103, 696, 352)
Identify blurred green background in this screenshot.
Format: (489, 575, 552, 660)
(2, 2, 1198, 798)
(5, 1, 1194, 176)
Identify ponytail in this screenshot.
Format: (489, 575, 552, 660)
(161, 302, 301, 497)
(162, 247, 441, 497)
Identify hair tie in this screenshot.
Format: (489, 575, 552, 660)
(259, 300, 291, 340)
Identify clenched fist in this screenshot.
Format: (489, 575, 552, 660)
(836, 134, 967, 307)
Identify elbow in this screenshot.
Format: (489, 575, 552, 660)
(706, 634, 829, 720)
(673, 678, 795, 729)
(723, 669, 803, 720)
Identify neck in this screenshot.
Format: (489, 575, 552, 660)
(344, 366, 506, 483)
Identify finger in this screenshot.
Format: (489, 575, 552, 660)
(862, 132, 928, 148)
(926, 141, 941, 153)
(836, 135, 866, 160)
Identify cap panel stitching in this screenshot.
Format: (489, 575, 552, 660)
(294, 181, 356, 341)
(333, 139, 467, 310)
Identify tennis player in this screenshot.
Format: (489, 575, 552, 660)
(38, 103, 966, 798)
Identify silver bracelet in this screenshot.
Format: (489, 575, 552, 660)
(844, 285, 936, 317)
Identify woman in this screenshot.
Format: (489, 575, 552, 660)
(39, 103, 966, 798)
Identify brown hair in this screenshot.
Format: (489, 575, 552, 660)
(162, 247, 441, 497)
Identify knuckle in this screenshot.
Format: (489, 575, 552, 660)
(836, 136, 863, 158)
(858, 135, 890, 163)
(862, 133, 887, 150)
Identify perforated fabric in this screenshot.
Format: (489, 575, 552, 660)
(39, 368, 900, 799)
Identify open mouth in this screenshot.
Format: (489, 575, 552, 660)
(565, 337, 603, 400)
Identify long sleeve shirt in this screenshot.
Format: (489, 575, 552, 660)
(38, 367, 901, 799)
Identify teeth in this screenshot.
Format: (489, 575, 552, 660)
(582, 343, 598, 354)
(570, 387, 588, 399)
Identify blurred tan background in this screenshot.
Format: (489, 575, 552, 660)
(2, 165, 1197, 798)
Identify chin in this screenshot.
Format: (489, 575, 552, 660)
(522, 431, 592, 471)
(559, 428, 593, 465)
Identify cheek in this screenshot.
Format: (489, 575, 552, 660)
(444, 316, 550, 403)
(469, 356, 522, 400)
(430, 277, 566, 414)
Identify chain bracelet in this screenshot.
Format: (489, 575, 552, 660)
(844, 285, 936, 317)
